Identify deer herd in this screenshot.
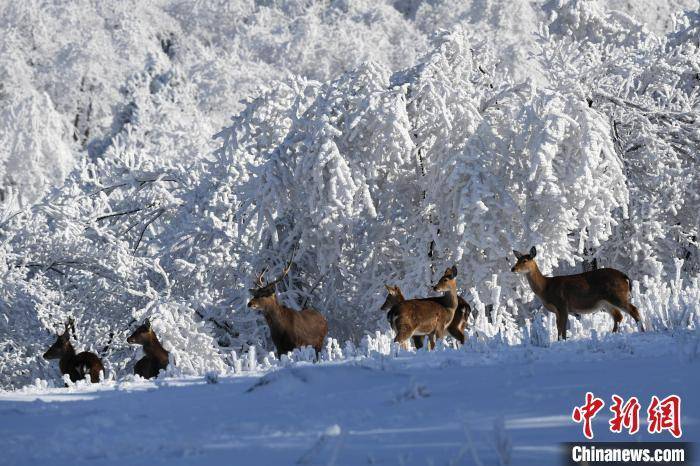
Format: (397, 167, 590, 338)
(42, 247, 645, 385)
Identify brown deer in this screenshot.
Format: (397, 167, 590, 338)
(43, 319, 104, 384)
(390, 266, 460, 350)
(126, 318, 169, 379)
(511, 246, 645, 340)
(247, 256, 328, 358)
(381, 285, 471, 347)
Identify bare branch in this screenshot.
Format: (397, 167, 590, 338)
(134, 208, 165, 253)
(96, 208, 142, 222)
(89, 177, 181, 198)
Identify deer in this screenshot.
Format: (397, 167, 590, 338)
(511, 246, 645, 341)
(390, 266, 460, 350)
(247, 254, 328, 358)
(126, 318, 169, 379)
(381, 285, 471, 348)
(43, 319, 104, 384)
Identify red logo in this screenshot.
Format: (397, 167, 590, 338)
(647, 395, 682, 438)
(573, 393, 682, 439)
(609, 395, 641, 435)
(572, 392, 605, 439)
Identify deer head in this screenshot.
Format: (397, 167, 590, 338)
(43, 319, 75, 360)
(127, 318, 155, 345)
(433, 265, 458, 292)
(247, 249, 295, 311)
(380, 285, 404, 310)
(511, 246, 537, 274)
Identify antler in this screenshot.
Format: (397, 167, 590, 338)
(254, 265, 269, 288)
(267, 245, 298, 288)
(252, 245, 298, 289)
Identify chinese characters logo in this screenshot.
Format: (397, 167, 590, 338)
(572, 392, 682, 439)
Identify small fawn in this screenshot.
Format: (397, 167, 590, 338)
(43, 319, 104, 384)
(127, 318, 169, 379)
(512, 246, 644, 340)
(390, 266, 460, 349)
(247, 254, 328, 357)
(381, 285, 471, 347)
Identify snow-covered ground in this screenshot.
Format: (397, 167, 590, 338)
(2, 331, 697, 466)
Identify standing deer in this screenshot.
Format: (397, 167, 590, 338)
(126, 318, 169, 379)
(390, 266, 460, 350)
(381, 285, 471, 347)
(247, 256, 328, 358)
(43, 319, 104, 384)
(511, 246, 645, 340)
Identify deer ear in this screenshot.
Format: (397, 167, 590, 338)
(144, 318, 151, 328)
(450, 265, 458, 277)
(529, 246, 537, 258)
(384, 284, 392, 292)
(513, 249, 523, 259)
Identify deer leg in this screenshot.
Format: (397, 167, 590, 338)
(434, 317, 448, 340)
(609, 307, 623, 333)
(448, 322, 465, 345)
(412, 336, 424, 350)
(551, 306, 562, 341)
(427, 333, 436, 350)
(556, 308, 568, 341)
(622, 302, 645, 332)
(394, 324, 414, 350)
(608, 297, 646, 332)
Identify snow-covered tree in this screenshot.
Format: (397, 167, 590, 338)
(539, 1, 700, 279)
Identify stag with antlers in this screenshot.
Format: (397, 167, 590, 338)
(247, 251, 328, 358)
